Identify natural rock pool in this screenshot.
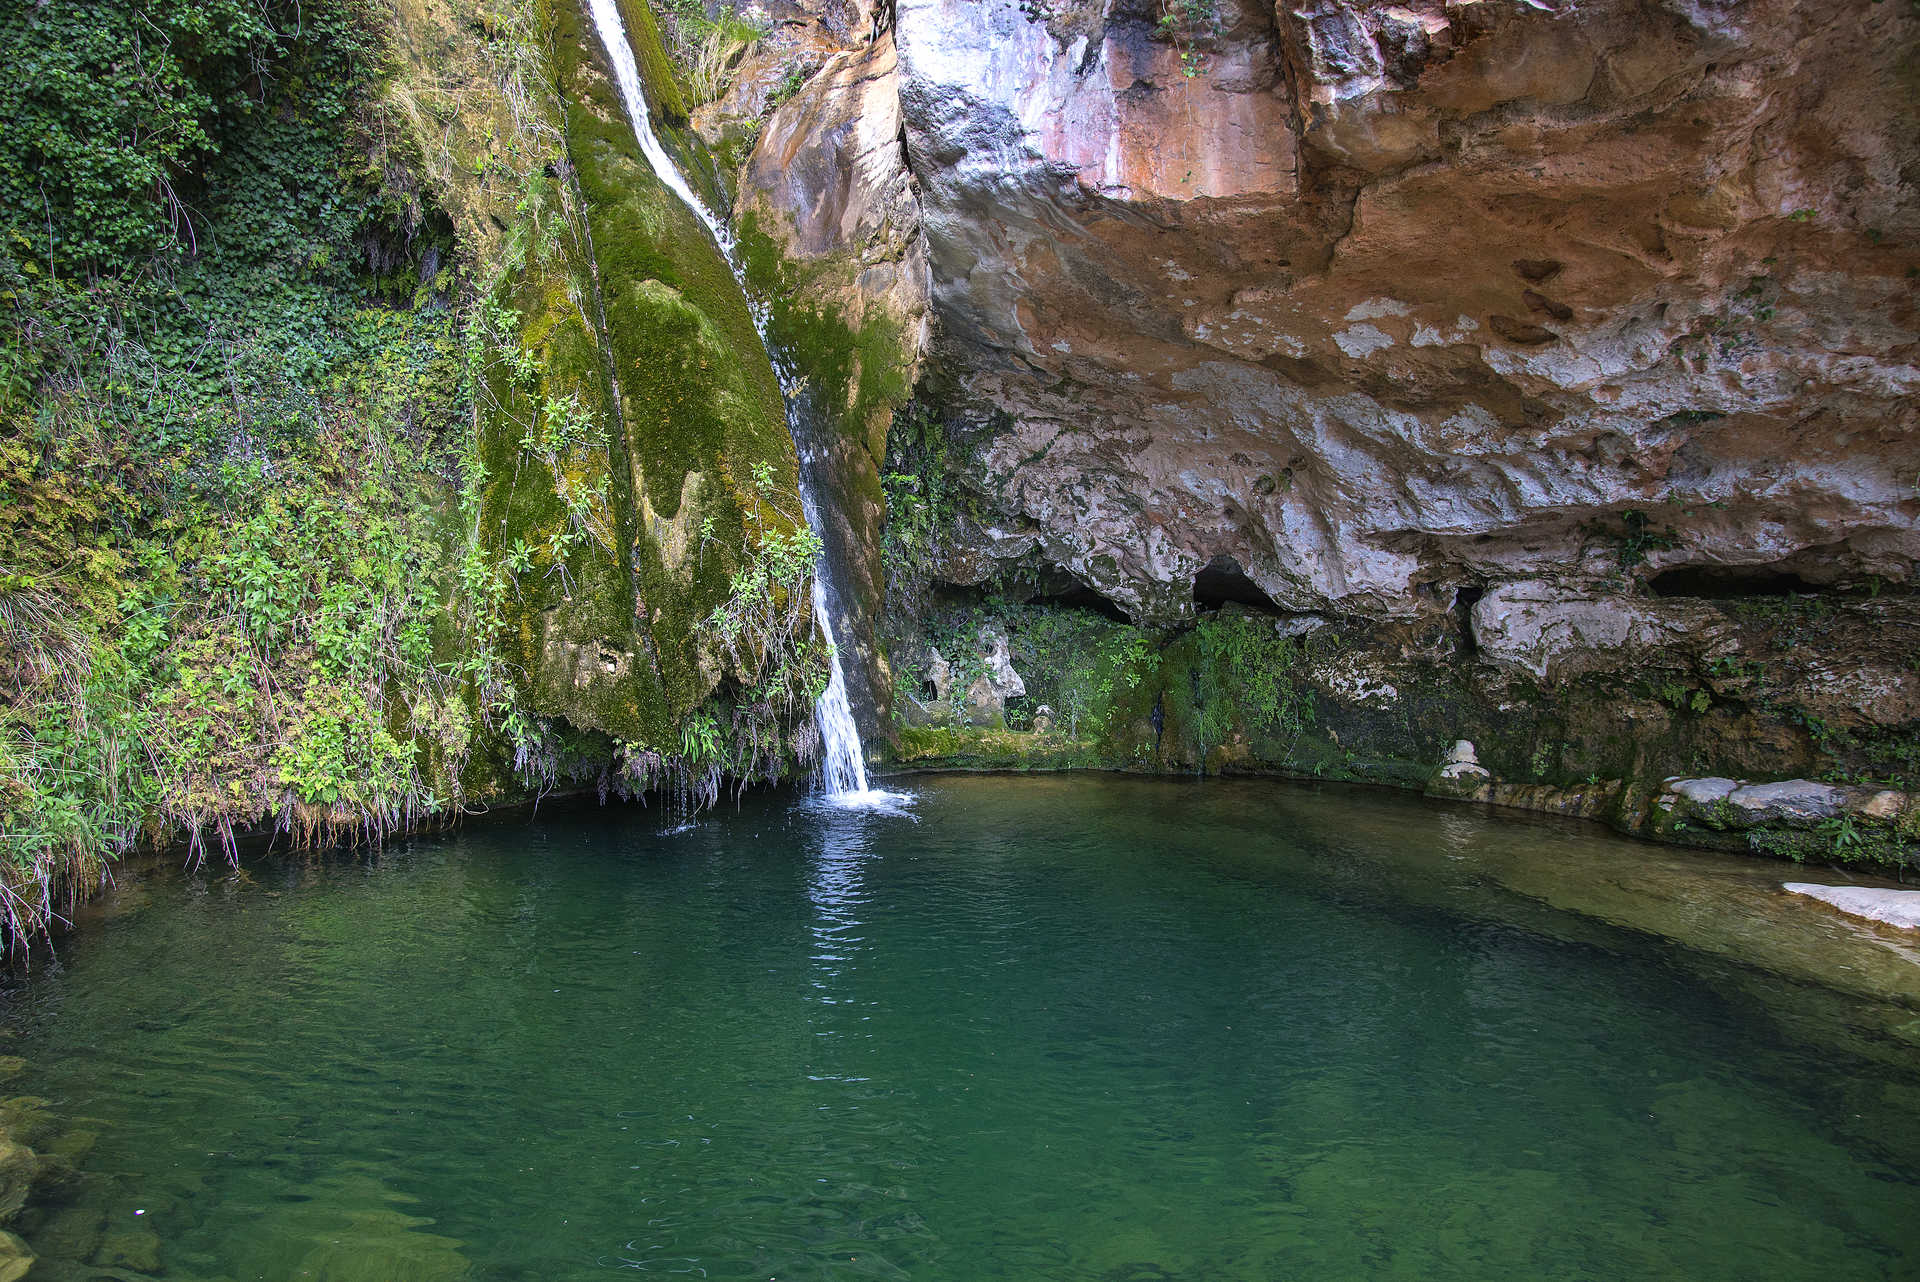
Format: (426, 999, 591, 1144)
(5, 776, 1919, 1280)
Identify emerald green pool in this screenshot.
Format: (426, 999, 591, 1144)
(5, 776, 1919, 1280)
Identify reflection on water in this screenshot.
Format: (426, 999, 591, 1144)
(807, 807, 873, 1019)
(2, 775, 1918, 1281)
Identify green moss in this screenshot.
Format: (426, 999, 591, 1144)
(894, 725, 1103, 772)
(615, 0, 689, 124)
(473, 0, 801, 749)
(736, 211, 911, 468)
(730, 208, 916, 727)
(883, 597, 1330, 776)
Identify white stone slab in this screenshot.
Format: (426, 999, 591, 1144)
(1784, 883, 1920, 931)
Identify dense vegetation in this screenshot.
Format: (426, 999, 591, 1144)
(0, 0, 829, 942)
(878, 400, 1318, 771)
(0, 0, 500, 936)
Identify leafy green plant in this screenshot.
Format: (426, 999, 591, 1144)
(768, 63, 812, 111)
(1156, 0, 1218, 79)
(0, 0, 543, 942)
(1608, 509, 1680, 569)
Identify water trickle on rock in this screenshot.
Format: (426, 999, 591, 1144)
(585, 0, 899, 807)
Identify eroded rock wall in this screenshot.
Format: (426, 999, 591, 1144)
(735, 24, 931, 731)
(891, 0, 1919, 621)
(739, 0, 1918, 852)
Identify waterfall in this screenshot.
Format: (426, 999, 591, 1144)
(585, 0, 897, 806)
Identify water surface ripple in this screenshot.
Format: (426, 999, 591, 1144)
(5, 776, 1919, 1280)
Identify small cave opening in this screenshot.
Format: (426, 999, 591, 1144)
(929, 581, 991, 609)
(1453, 582, 1486, 653)
(1648, 565, 1821, 599)
(1014, 569, 1132, 623)
(1193, 555, 1283, 616)
(1025, 582, 1132, 624)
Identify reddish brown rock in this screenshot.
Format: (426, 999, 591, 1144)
(749, 0, 1920, 629)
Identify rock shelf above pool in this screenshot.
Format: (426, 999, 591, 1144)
(1785, 884, 1920, 931)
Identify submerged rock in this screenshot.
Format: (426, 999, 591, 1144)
(0, 1139, 33, 1225)
(1785, 884, 1920, 932)
(30, 1204, 104, 1264)
(0, 1229, 30, 1282)
(94, 1228, 162, 1273)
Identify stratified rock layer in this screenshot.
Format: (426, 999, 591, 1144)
(873, 0, 1918, 622)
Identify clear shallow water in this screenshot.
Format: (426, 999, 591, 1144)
(4, 775, 1919, 1281)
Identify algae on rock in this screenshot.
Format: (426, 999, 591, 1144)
(731, 28, 932, 734)
(470, 0, 816, 768)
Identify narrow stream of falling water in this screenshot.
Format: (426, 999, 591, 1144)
(583, 0, 898, 806)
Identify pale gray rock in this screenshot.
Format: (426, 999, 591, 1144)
(1437, 739, 1489, 781)
(961, 676, 1004, 727)
(1470, 583, 1724, 683)
(1670, 777, 1740, 805)
(976, 627, 1026, 702)
(925, 649, 952, 702)
(1784, 884, 1920, 931)
(1727, 780, 1847, 822)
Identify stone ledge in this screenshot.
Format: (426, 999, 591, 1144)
(1784, 883, 1920, 931)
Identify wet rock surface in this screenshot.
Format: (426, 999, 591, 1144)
(1786, 883, 1920, 932)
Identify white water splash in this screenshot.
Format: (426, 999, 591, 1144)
(811, 580, 877, 800)
(585, 0, 905, 809)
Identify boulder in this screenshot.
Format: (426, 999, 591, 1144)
(1428, 738, 1491, 801)
(898, 647, 954, 726)
(1436, 740, 1490, 782)
(94, 1228, 162, 1274)
(31, 1204, 104, 1264)
(1669, 777, 1740, 806)
(976, 628, 1025, 701)
(0, 1229, 30, 1282)
(961, 676, 1003, 728)
(1726, 780, 1847, 823)
(0, 1140, 32, 1224)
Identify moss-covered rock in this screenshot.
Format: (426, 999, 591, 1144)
(473, 0, 802, 750)
(876, 583, 1920, 875)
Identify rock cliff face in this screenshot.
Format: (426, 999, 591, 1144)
(734, 24, 931, 729)
(735, 0, 1918, 854)
(882, 0, 1918, 621)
